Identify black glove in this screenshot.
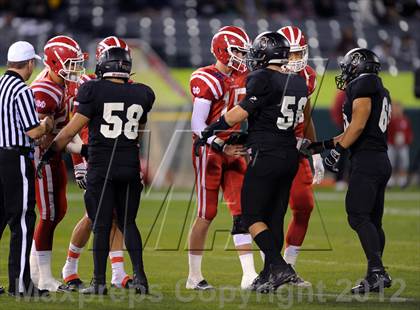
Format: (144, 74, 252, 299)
(324, 143, 346, 173)
(299, 139, 335, 157)
(36, 147, 56, 179)
(194, 115, 231, 157)
(225, 132, 248, 145)
(194, 136, 207, 156)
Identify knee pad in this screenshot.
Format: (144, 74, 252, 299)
(231, 215, 248, 235)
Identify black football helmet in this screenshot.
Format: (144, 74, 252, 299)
(246, 31, 290, 71)
(335, 48, 381, 90)
(95, 47, 132, 80)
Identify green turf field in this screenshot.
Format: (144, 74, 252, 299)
(0, 183, 419, 309)
(1, 67, 419, 108)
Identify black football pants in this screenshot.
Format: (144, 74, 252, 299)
(84, 167, 145, 283)
(346, 151, 391, 271)
(241, 148, 299, 267)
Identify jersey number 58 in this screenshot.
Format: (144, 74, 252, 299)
(277, 96, 307, 130)
(100, 102, 144, 139)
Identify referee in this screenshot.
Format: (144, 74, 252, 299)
(0, 41, 53, 296)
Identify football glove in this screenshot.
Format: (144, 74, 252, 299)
(299, 139, 335, 157)
(324, 143, 346, 173)
(312, 154, 325, 184)
(74, 163, 87, 190)
(36, 147, 56, 179)
(225, 132, 248, 145)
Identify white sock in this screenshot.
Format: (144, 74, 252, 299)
(62, 243, 83, 280)
(238, 253, 258, 277)
(37, 250, 54, 280)
(188, 254, 204, 282)
(109, 250, 128, 285)
(284, 245, 300, 266)
(30, 240, 39, 285)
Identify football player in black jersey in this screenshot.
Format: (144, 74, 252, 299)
(37, 47, 154, 295)
(301, 48, 392, 294)
(194, 32, 309, 293)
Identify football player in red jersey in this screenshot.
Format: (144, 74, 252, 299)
(187, 26, 258, 290)
(276, 26, 325, 286)
(61, 37, 134, 290)
(29, 35, 86, 292)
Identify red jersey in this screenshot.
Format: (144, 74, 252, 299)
(294, 65, 317, 138)
(387, 114, 413, 146)
(190, 65, 242, 140)
(31, 68, 67, 135)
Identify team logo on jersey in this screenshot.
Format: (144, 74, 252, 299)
(192, 86, 201, 95)
(35, 100, 46, 109)
(249, 96, 257, 103)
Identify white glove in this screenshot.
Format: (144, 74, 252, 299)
(312, 154, 325, 184)
(74, 163, 87, 190)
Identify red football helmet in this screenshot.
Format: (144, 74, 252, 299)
(211, 26, 251, 72)
(96, 36, 130, 60)
(277, 26, 308, 72)
(43, 35, 86, 82)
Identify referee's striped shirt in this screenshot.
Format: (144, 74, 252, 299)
(0, 70, 40, 148)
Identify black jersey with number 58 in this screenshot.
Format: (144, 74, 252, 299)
(76, 79, 154, 169)
(239, 68, 308, 150)
(343, 74, 391, 154)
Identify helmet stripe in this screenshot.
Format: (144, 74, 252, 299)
(215, 31, 248, 46)
(44, 42, 80, 54)
(295, 28, 302, 45)
(287, 26, 295, 43)
(111, 36, 121, 47)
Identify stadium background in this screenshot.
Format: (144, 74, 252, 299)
(0, 1, 419, 309)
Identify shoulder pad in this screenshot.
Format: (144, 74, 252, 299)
(190, 68, 224, 100)
(31, 81, 63, 114)
(347, 74, 380, 99)
(246, 69, 271, 96)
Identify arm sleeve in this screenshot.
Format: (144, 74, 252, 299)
(139, 85, 155, 124)
(191, 97, 212, 137)
(75, 82, 95, 119)
(239, 71, 270, 115)
(16, 88, 40, 131)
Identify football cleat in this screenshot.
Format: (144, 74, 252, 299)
(80, 279, 108, 295)
(186, 279, 214, 290)
(250, 269, 269, 291)
(241, 272, 259, 290)
(8, 286, 49, 298)
(64, 277, 84, 291)
(288, 274, 312, 287)
(38, 277, 71, 292)
(257, 264, 296, 293)
(132, 274, 149, 295)
(351, 269, 392, 294)
(0, 286, 4, 294)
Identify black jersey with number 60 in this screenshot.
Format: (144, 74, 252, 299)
(343, 74, 391, 154)
(76, 79, 154, 170)
(239, 68, 308, 150)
